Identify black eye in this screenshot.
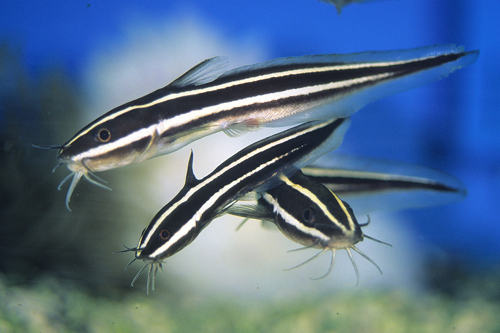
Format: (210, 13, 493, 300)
(159, 229, 170, 240)
(95, 128, 111, 143)
(302, 208, 315, 224)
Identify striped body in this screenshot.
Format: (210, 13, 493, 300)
(259, 171, 363, 250)
(302, 155, 467, 214)
(131, 118, 350, 292)
(228, 171, 385, 283)
(304, 167, 462, 194)
(230, 156, 467, 227)
(52, 45, 477, 209)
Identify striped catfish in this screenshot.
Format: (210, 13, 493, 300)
(228, 171, 390, 285)
(123, 118, 350, 293)
(37, 45, 478, 210)
(228, 158, 466, 282)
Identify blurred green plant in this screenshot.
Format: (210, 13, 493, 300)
(1, 271, 499, 332)
(0, 42, 142, 292)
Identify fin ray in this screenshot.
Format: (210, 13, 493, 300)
(169, 56, 229, 88)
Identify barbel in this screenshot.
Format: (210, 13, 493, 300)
(128, 118, 350, 293)
(228, 171, 390, 285)
(38, 45, 477, 209)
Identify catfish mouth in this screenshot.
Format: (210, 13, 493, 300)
(33, 143, 110, 211)
(324, 232, 364, 250)
(56, 146, 71, 164)
(54, 157, 111, 211)
(314, 223, 364, 250)
(325, 237, 362, 250)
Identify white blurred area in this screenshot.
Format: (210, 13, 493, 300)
(81, 11, 423, 298)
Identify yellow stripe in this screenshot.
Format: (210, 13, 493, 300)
(280, 175, 350, 233)
(330, 191, 356, 231)
(262, 192, 330, 242)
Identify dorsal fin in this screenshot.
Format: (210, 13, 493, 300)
(169, 56, 229, 88)
(184, 150, 198, 186)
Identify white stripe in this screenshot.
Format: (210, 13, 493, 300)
(71, 125, 156, 161)
(141, 120, 335, 250)
(68, 55, 422, 145)
(280, 175, 349, 233)
(156, 73, 392, 134)
(262, 192, 330, 243)
(149, 217, 197, 258)
(70, 72, 389, 160)
(149, 152, 294, 258)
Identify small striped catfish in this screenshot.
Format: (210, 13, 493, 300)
(124, 118, 350, 294)
(302, 155, 467, 215)
(37, 45, 478, 210)
(228, 158, 467, 283)
(228, 171, 391, 285)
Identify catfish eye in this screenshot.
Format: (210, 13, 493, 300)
(159, 229, 170, 240)
(302, 207, 316, 224)
(95, 128, 111, 143)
